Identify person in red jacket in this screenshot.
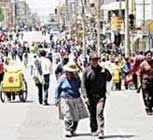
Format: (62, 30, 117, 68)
(137, 51, 153, 115)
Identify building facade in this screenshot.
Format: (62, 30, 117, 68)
(102, 0, 153, 29)
(101, 0, 153, 52)
(0, 0, 13, 28)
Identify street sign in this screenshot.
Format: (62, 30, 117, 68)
(111, 16, 123, 30)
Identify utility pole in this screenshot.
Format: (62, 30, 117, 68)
(24, 0, 27, 25)
(125, 0, 130, 58)
(12, 0, 16, 30)
(96, 0, 101, 57)
(81, 0, 86, 60)
(151, 0, 153, 19)
(74, 0, 78, 41)
(119, 0, 122, 17)
(130, 0, 135, 56)
(65, 0, 71, 35)
(143, 0, 145, 26)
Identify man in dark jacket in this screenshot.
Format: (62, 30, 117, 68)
(55, 56, 69, 80)
(81, 53, 112, 139)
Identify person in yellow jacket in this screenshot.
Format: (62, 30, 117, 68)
(110, 58, 122, 90)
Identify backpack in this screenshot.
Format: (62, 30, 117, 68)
(0, 63, 4, 73)
(34, 59, 43, 75)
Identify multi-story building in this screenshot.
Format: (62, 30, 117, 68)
(0, 0, 13, 28)
(101, 0, 153, 52)
(102, 0, 153, 29)
(15, 0, 31, 26)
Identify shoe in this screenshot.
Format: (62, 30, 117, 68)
(147, 111, 153, 115)
(71, 131, 76, 136)
(98, 132, 104, 139)
(44, 101, 50, 105)
(65, 131, 72, 137)
(92, 132, 98, 136)
(39, 100, 42, 104)
(146, 108, 153, 115)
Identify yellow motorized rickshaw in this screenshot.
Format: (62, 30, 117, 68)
(0, 65, 28, 103)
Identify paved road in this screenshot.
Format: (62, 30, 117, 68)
(1, 56, 153, 140)
(0, 31, 153, 140)
(1, 85, 153, 140)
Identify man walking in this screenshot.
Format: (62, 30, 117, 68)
(39, 49, 52, 105)
(81, 53, 112, 139)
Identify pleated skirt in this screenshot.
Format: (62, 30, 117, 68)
(58, 97, 89, 121)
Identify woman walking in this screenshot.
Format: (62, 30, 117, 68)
(54, 61, 88, 137)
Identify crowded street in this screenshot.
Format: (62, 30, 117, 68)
(0, 31, 152, 140)
(0, 0, 153, 140)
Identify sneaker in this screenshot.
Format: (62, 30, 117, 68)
(92, 132, 98, 136)
(65, 131, 72, 137)
(98, 132, 104, 139)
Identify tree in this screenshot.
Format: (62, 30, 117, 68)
(0, 7, 4, 22)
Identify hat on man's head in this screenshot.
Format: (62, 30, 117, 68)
(89, 52, 100, 60)
(63, 61, 79, 72)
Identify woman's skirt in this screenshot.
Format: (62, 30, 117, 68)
(58, 97, 88, 121)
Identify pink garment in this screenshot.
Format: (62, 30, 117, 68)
(137, 60, 153, 80)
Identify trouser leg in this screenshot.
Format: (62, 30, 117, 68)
(142, 79, 153, 113)
(43, 74, 50, 102)
(133, 74, 137, 89)
(87, 99, 98, 132)
(64, 120, 78, 132)
(31, 66, 33, 76)
(97, 97, 106, 133)
(37, 83, 43, 104)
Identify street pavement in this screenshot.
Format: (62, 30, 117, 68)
(0, 32, 153, 140)
(1, 54, 153, 140)
(0, 77, 153, 140)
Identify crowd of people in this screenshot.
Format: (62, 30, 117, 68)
(0, 27, 153, 139)
(52, 35, 153, 139)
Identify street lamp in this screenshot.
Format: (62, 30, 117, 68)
(11, 0, 17, 30)
(96, 0, 102, 57)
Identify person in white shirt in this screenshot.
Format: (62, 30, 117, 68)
(39, 49, 52, 105)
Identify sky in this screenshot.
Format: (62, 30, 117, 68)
(25, 0, 61, 23)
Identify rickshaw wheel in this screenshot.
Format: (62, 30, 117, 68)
(0, 90, 7, 103)
(19, 81, 28, 102)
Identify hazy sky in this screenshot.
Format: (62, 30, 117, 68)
(25, 0, 60, 23)
(26, 0, 57, 16)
